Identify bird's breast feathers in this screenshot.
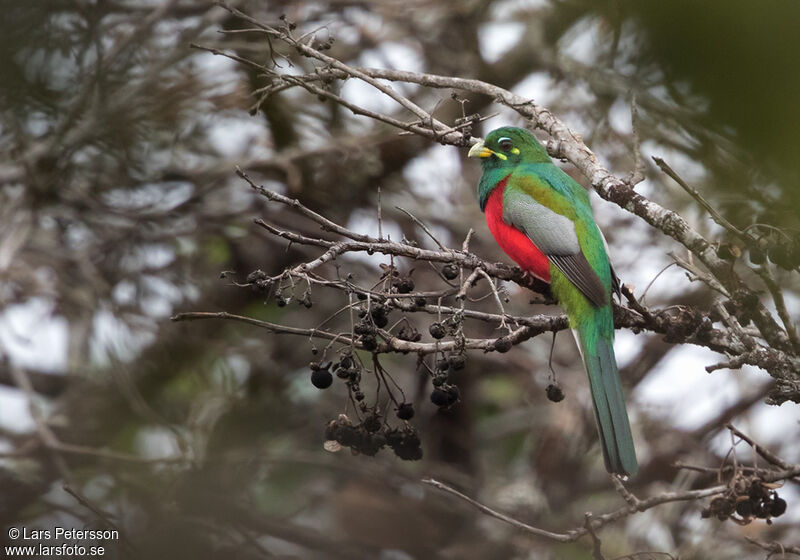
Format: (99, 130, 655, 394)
(483, 178, 551, 281)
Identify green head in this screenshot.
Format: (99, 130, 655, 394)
(467, 126, 552, 169)
(468, 126, 552, 210)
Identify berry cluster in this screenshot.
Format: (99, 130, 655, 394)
(245, 269, 313, 308)
(375, 264, 417, 295)
(708, 291, 761, 329)
(441, 263, 460, 280)
(429, 353, 464, 409)
(717, 234, 800, 271)
(312, 346, 422, 460)
(428, 315, 462, 340)
(274, 260, 476, 463)
(309, 352, 365, 399)
(353, 303, 383, 351)
(748, 239, 799, 270)
(390, 270, 415, 294)
(702, 479, 788, 524)
(325, 414, 422, 460)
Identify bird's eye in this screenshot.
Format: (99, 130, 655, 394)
(498, 138, 513, 152)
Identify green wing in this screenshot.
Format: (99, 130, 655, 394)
(503, 168, 610, 307)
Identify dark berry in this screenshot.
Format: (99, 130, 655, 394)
(431, 388, 450, 407)
(735, 500, 753, 517)
(357, 440, 379, 456)
(716, 497, 735, 517)
(494, 336, 513, 353)
(373, 313, 389, 328)
(753, 501, 770, 519)
(448, 354, 466, 370)
(357, 292, 367, 300)
(717, 243, 741, 261)
(395, 277, 414, 293)
(335, 425, 360, 447)
(363, 414, 381, 433)
(246, 270, 267, 283)
(436, 358, 449, 371)
(442, 264, 459, 280)
(768, 244, 794, 270)
(397, 403, 415, 420)
(546, 384, 565, 402)
(429, 322, 446, 339)
(415, 297, 427, 307)
(398, 326, 421, 342)
(277, 298, 287, 307)
(385, 428, 403, 448)
(360, 334, 377, 351)
(311, 369, 333, 389)
(253, 280, 271, 293)
(370, 432, 386, 448)
(396, 444, 423, 461)
(749, 483, 767, 500)
(445, 385, 460, 405)
(771, 497, 787, 517)
(371, 304, 386, 317)
(432, 375, 446, 387)
(354, 391, 365, 401)
(386, 428, 423, 461)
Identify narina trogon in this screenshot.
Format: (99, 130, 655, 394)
(468, 126, 638, 476)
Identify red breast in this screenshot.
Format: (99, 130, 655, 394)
(483, 178, 551, 282)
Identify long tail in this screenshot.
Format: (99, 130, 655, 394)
(573, 320, 638, 477)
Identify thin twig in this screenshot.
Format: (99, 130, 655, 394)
(396, 206, 448, 251)
(727, 424, 793, 470)
(745, 537, 800, 558)
(421, 478, 573, 542)
(584, 513, 605, 560)
(653, 156, 744, 238)
(754, 265, 800, 352)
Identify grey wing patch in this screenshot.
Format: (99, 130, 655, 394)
(549, 253, 608, 307)
(502, 188, 608, 307)
(502, 189, 580, 255)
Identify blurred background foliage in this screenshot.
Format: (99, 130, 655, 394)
(0, 1, 797, 559)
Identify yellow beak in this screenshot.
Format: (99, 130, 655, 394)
(467, 139, 505, 160)
(468, 139, 491, 158)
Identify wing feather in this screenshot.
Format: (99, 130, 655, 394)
(502, 185, 608, 307)
(549, 254, 608, 307)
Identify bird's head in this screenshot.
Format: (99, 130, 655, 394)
(467, 126, 551, 168)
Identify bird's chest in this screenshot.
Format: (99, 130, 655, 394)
(484, 184, 551, 282)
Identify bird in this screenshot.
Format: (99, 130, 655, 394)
(468, 126, 638, 476)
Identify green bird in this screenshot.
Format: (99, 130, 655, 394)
(468, 126, 638, 476)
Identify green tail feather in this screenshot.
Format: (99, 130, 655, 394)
(575, 325, 638, 477)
